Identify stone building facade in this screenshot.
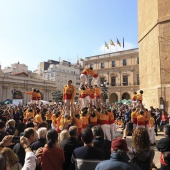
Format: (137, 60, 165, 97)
(84, 48, 140, 103)
(0, 69, 57, 105)
(138, 0, 170, 111)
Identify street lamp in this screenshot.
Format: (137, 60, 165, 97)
(52, 90, 63, 102)
(100, 80, 109, 104)
(11, 89, 16, 99)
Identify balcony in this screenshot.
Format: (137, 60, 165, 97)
(110, 82, 140, 87)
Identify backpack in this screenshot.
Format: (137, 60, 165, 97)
(129, 148, 154, 170)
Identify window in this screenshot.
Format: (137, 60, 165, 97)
(137, 74, 140, 85)
(122, 75, 128, 86)
(51, 72, 54, 77)
(101, 63, 104, 68)
(90, 64, 93, 68)
(112, 61, 115, 67)
(89, 78, 92, 85)
(123, 59, 127, 66)
(111, 77, 116, 86)
(137, 57, 139, 64)
(100, 78, 105, 84)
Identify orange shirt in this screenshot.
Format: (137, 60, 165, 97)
(81, 68, 97, 77)
(97, 112, 109, 124)
(137, 114, 146, 125)
(137, 94, 143, 101)
(34, 114, 43, 124)
(132, 94, 137, 101)
(149, 117, 155, 127)
(74, 117, 83, 128)
(131, 111, 138, 124)
(59, 116, 72, 130)
(25, 111, 35, 120)
(80, 114, 89, 125)
(26, 91, 37, 100)
(63, 85, 76, 101)
(54, 115, 62, 129)
(79, 88, 89, 98)
(95, 87, 101, 98)
(89, 88, 95, 99)
(144, 111, 150, 124)
(37, 92, 41, 100)
(107, 112, 115, 124)
(45, 111, 52, 120)
(89, 115, 98, 125)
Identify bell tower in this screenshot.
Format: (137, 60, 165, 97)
(138, 0, 170, 110)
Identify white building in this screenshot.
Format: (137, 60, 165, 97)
(43, 60, 81, 91)
(2, 62, 29, 75)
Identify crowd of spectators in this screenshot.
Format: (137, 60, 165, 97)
(0, 101, 170, 170)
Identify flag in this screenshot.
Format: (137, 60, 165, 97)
(123, 37, 124, 48)
(105, 42, 109, 49)
(110, 39, 115, 46)
(117, 38, 121, 47)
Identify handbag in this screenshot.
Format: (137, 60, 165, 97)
(129, 148, 153, 170)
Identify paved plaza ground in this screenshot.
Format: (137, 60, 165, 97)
(117, 128, 164, 169)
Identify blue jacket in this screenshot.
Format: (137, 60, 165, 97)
(95, 151, 142, 170)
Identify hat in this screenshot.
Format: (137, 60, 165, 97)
(111, 137, 128, 151)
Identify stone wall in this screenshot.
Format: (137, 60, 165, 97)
(138, 0, 170, 111)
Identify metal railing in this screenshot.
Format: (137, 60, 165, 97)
(110, 82, 140, 87)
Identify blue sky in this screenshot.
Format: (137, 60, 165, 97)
(0, 0, 138, 71)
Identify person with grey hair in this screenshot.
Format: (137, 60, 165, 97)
(58, 129, 69, 144)
(31, 127, 47, 151)
(60, 126, 83, 170)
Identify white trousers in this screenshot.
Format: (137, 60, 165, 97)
(80, 74, 88, 86)
(110, 123, 118, 140)
(136, 125, 145, 129)
(91, 77, 99, 86)
(148, 126, 156, 144)
(81, 96, 90, 109)
(95, 98, 101, 108)
(101, 124, 111, 141)
(90, 98, 95, 106)
(133, 123, 137, 130)
(64, 99, 71, 116)
(37, 100, 41, 108)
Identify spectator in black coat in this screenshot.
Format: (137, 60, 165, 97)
(157, 125, 170, 170)
(60, 126, 83, 170)
(13, 127, 37, 166)
(0, 121, 8, 142)
(92, 125, 111, 160)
